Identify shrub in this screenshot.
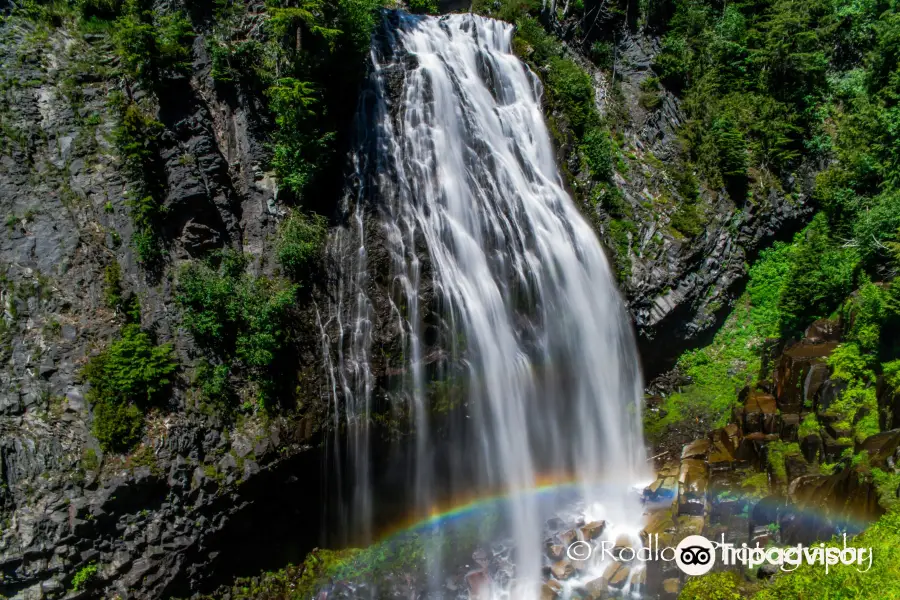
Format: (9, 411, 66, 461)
(680, 571, 746, 599)
(580, 128, 613, 181)
(590, 40, 613, 69)
(267, 78, 336, 197)
(545, 55, 597, 136)
(670, 201, 704, 237)
(103, 263, 123, 309)
(112, 2, 194, 84)
(113, 102, 167, 268)
(83, 324, 177, 452)
(513, 17, 560, 65)
(92, 400, 144, 452)
(407, 0, 437, 14)
(639, 76, 662, 110)
(753, 509, 900, 599)
(83, 324, 177, 406)
(177, 251, 299, 404)
(276, 212, 327, 280)
(778, 215, 859, 334)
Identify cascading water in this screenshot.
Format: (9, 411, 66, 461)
(323, 11, 650, 598)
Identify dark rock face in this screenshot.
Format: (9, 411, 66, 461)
(0, 16, 329, 599)
(540, 31, 814, 376)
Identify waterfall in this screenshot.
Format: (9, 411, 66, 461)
(324, 11, 649, 598)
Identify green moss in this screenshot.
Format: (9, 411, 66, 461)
(766, 441, 801, 481)
(740, 471, 770, 499)
(71, 562, 99, 591)
(81, 448, 100, 471)
(797, 413, 819, 438)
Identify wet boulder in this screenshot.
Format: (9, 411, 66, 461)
(742, 390, 779, 434)
(677, 459, 708, 516)
(774, 340, 838, 414)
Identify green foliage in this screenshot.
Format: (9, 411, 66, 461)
(177, 250, 299, 405)
(545, 55, 597, 137)
(81, 447, 100, 471)
(829, 343, 874, 383)
(92, 401, 144, 453)
(112, 1, 194, 85)
(112, 101, 167, 269)
(83, 324, 177, 452)
(753, 509, 900, 599)
(590, 40, 613, 69)
(607, 219, 635, 280)
(251, 0, 383, 198)
(267, 78, 336, 196)
(638, 76, 662, 110)
(472, 0, 539, 24)
(680, 571, 747, 600)
(71, 562, 99, 591)
(778, 215, 859, 334)
(407, 0, 438, 14)
(580, 128, 613, 181)
(670, 199, 704, 237)
(103, 262, 123, 310)
(798, 413, 819, 438)
(871, 468, 900, 512)
(645, 241, 792, 440)
(843, 279, 888, 354)
(825, 342, 883, 442)
(276, 211, 327, 280)
(84, 324, 177, 407)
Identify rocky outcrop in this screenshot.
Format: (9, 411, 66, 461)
(540, 27, 815, 375)
(642, 318, 894, 591)
(0, 11, 331, 599)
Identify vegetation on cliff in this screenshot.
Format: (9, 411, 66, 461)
(643, 0, 900, 443)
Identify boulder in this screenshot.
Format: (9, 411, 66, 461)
(661, 578, 681, 600)
(681, 438, 710, 460)
(677, 459, 708, 516)
(800, 433, 822, 463)
(541, 580, 563, 599)
(775, 340, 838, 413)
(780, 413, 801, 442)
(804, 319, 842, 343)
(743, 390, 779, 434)
(580, 521, 606, 540)
(549, 559, 575, 580)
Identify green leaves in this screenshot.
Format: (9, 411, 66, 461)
(112, 2, 194, 85)
(275, 211, 327, 280)
(113, 102, 167, 268)
(176, 250, 300, 406)
(84, 324, 177, 406)
(83, 324, 177, 452)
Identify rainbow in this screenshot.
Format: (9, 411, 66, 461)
(369, 475, 873, 545)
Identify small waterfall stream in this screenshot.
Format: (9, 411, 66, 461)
(323, 11, 649, 598)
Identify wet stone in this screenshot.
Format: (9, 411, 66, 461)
(681, 438, 710, 460)
(579, 520, 606, 540)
